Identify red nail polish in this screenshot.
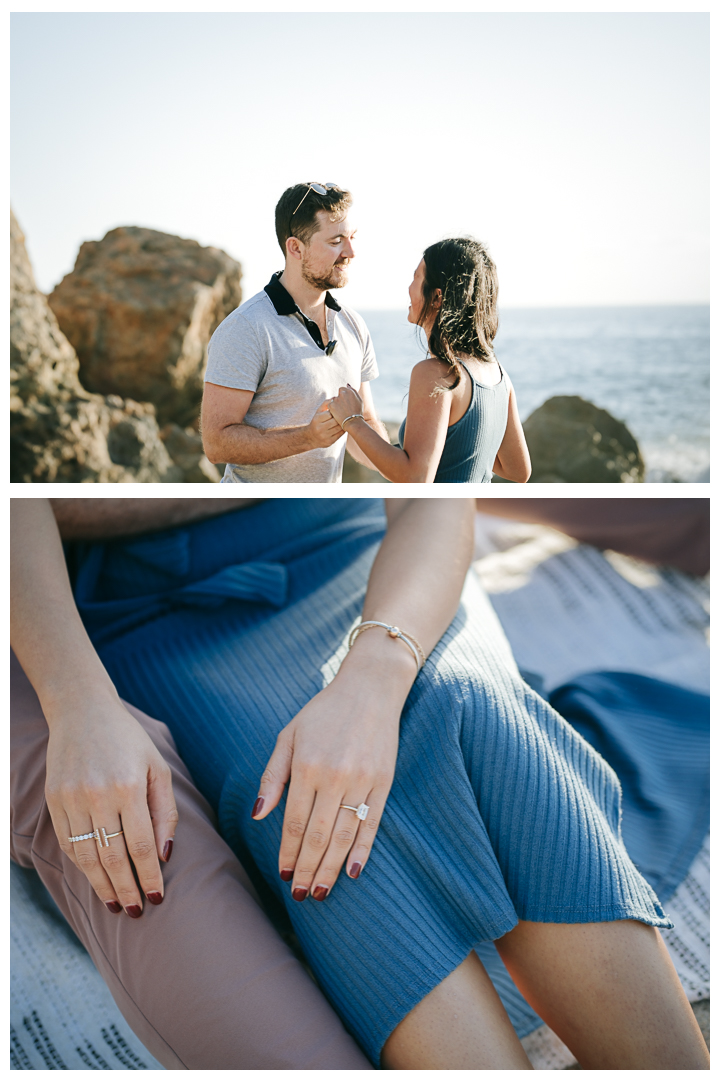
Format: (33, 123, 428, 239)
(313, 885, 329, 901)
(292, 887, 308, 902)
(125, 905, 143, 919)
(349, 862, 362, 879)
(146, 892, 163, 906)
(280, 868, 293, 882)
(251, 796, 264, 819)
(162, 839, 173, 863)
(105, 900, 122, 914)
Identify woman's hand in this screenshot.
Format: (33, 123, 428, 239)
(328, 384, 363, 427)
(11, 499, 179, 919)
(45, 692, 178, 918)
(251, 500, 475, 903)
(252, 637, 417, 902)
(328, 364, 452, 482)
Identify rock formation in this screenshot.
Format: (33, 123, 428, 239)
(159, 424, 221, 483)
(11, 209, 182, 483)
(519, 395, 645, 483)
(47, 226, 242, 428)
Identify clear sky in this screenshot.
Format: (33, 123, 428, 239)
(11, 11, 709, 309)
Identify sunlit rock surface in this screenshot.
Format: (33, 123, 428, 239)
(48, 226, 242, 428)
(10, 210, 181, 483)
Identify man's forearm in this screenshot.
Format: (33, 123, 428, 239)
(205, 421, 317, 466)
(49, 498, 259, 540)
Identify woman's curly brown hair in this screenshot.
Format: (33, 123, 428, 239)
(418, 237, 499, 390)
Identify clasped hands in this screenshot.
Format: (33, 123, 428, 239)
(307, 385, 364, 448)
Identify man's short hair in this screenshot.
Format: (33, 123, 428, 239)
(275, 183, 353, 255)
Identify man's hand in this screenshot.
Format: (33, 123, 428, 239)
(307, 400, 345, 448)
(202, 383, 343, 465)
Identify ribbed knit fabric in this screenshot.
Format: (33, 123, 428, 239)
(548, 674, 709, 902)
(69, 498, 671, 1065)
(398, 361, 509, 482)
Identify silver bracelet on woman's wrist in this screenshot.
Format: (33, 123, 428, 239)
(348, 620, 426, 673)
(340, 414, 364, 431)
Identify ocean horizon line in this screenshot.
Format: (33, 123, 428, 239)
(356, 301, 710, 314)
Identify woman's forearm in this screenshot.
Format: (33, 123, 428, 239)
(338, 498, 475, 685)
(345, 416, 390, 472)
(11, 499, 119, 723)
(342, 420, 424, 483)
(49, 498, 261, 540)
(366, 499, 475, 649)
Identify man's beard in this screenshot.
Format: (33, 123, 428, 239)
(301, 259, 350, 291)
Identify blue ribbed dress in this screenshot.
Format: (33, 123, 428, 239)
(69, 499, 671, 1065)
(398, 360, 509, 483)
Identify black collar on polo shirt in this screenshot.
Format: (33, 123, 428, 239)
(264, 271, 341, 353)
(264, 271, 342, 314)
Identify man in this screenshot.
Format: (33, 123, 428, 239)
(201, 182, 388, 482)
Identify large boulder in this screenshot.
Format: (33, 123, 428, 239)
(10, 209, 182, 483)
(520, 395, 645, 483)
(47, 226, 242, 428)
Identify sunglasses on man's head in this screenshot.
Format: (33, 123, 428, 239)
(291, 181, 341, 219)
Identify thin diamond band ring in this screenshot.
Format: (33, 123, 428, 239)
(68, 827, 124, 847)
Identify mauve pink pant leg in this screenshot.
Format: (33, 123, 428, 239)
(477, 498, 709, 577)
(10, 651, 372, 1070)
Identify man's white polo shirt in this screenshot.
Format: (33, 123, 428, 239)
(204, 273, 379, 483)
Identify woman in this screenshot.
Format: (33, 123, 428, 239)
(329, 238, 531, 483)
(10, 497, 708, 1070)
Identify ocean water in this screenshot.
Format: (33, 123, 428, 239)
(359, 305, 709, 483)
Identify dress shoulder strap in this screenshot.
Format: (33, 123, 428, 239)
(456, 356, 505, 387)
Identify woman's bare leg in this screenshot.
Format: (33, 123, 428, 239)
(381, 951, 533, 1070)
(495, 920, 709, 1069)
